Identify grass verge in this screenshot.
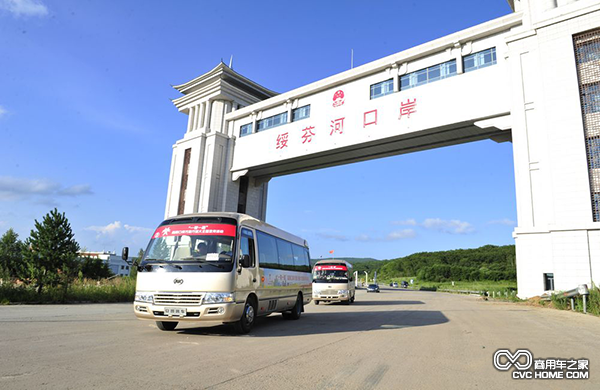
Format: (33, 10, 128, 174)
(0, 277, 135, 304)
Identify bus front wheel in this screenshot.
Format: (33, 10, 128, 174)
(156, 321, 178, 331)
(234, 299, 256, 334)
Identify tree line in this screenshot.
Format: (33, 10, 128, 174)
(349, 245, 516, 282)
(0, 209, 141, 298)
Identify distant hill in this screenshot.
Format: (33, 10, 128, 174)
(310, 245, 516, 282)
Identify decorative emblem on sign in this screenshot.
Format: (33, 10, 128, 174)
(173, 278, 184, 285)
(332, 90, 345, 107)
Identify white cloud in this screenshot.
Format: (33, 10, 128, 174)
(83, 221, 152, 252)
(85, 221, 151, 236)
(386, 229, 417, 240)
(487, 218, 516, 226)
(355, 229, 416, 242)
(422, 218, 474, 234)
(0, 105, 7, 118)
(0, 0, 48, 17)
(316, 231, 350, 242)
(86, 221, 123, 236)
(391, 219, 417, 226)
(0, 176, 92, 202)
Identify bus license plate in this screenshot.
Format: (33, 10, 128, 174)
(164, 307, 186, 316)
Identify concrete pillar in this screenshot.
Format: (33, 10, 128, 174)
(206, 100, 213, 132)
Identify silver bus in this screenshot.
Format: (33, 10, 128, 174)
(312, 259, 356, 305)
(127, 213, 312, 333)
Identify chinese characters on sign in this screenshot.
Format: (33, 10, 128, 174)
(364, 110, 377, 128)
(271, 96, 417, 150)
(276, 132, 289, 149)
(302, 126, 315, 144)
(330, 118, 345, 135)
(399, 98, 417, 119)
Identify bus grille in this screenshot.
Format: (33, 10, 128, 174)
(322, 289, 338, 295)
(154, 293, 203, 305)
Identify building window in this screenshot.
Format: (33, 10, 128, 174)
(575, 29, 600, 222)
(463, 47, 497, 73)
(257, 112, 288, 132)
(581, 83, 600, 114)
(593, 193, 600, 222)
(543, 273, 554, 291)
(177, 148, 191, 215)
(370, 79, 394, 99)
(240, 123, 253, 137)
(121, 265, 125, 270)
(292, 105, 310, 121)
(400, 60, 457, 91)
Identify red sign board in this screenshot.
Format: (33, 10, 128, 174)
(315, 265, 347, 271)
(152, 224, 236, 239)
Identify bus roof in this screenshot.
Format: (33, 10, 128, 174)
(160, 212, 308, 248)
(313, 259, 353, 268)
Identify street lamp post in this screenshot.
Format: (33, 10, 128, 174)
(353, 271, 358, 287)
(364, 271, 368, 287)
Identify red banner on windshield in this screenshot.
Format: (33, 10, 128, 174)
(151, 224, 236, 239)
(315, 265, 347, 271)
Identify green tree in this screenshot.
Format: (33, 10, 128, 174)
(128, 248, 144, 279)
(80, 255, 113, 279)
(21, 209, 81, 295)
(0, 228, 24, 280)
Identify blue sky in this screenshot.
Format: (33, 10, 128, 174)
(0, 0, 516, 259)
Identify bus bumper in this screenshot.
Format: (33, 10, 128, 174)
(133, 301, 244, 323)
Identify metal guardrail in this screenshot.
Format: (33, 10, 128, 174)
(554, 284, 590, 314)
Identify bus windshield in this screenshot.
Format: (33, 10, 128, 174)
(313, 264, 349, 283)
(142, 223, 236, 272)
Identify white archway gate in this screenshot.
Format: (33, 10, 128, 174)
(166, 0, 600, 298)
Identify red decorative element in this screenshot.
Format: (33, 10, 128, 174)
(330, 118, 345, 135)
(301, 126, 315, 144)
(152, 224, 236, 238)
(364, 110, 378, 128)
(276, 132, 289, 149)
(332, 90, 345, 107)
(315, 265, 348, 271)
(399, 98, 417, 119)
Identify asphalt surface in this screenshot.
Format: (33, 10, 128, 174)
(1, 287, 599, 389)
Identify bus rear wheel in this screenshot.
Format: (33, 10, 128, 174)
(234, 299, 256, 334)
(283, 294, 303, 320)
(156, 321, 178, 331)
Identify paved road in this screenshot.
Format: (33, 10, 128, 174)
(1, 288, 599, 389)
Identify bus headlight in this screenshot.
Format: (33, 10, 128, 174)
(203, 293, 234, 304)
(135, 292, 154, 304)
(337, 289, 349, 295)
(313, 289, 321, 295)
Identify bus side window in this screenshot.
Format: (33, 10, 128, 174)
(240, 228, 255, 268)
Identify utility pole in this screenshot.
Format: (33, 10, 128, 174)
(364, 271, 368, 286)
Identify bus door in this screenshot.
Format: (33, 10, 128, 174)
(236, 228, 259, 297)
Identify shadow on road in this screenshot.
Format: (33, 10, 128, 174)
(348, 300, 424, 306)
(175, 309, 448, 337)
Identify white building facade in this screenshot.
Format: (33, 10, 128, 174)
(80, 251, 131, 277)
(166, 0, 600, 298)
